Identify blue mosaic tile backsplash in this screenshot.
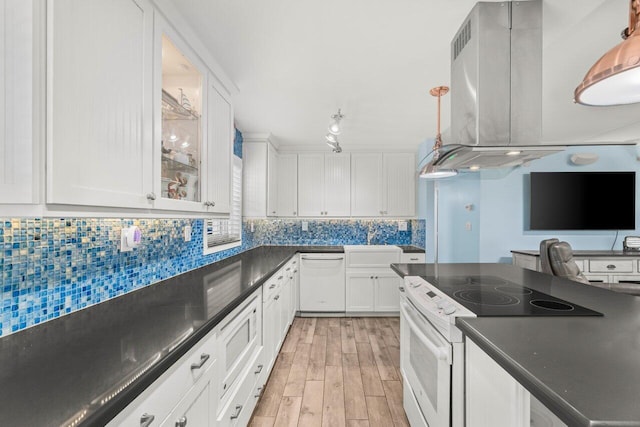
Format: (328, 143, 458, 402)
(1, 217, 424, 336)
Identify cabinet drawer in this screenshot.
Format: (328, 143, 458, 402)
(401, 253, 425, 264)
(263, 274, 283, 302)
(217, 351, 262, 427)
(344, 246, 401, 268)
(107, 328, 217, 427)
(588, 260, 634, 273)
(584, 274, 609, 283)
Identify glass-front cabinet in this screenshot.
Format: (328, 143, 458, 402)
(154, 18, 206, 211)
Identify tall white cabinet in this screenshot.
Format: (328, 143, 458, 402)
(0, 0, 40, 205)
(276, 153, 298, 217)
(298, 153, 351, 217)
(47, 0, 155, 208)
(351, 152, 415, 217)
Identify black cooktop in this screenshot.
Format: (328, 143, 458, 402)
(427, 275, 602, 317)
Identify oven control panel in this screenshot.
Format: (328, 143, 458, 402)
(404, 276, 475, 340)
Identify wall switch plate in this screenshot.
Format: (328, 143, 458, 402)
(184, 225, 192, 242)
(250, 222, 255, 232)
(398, 221, 408, 231)
(302, 221, 309, 231)
(465, 222, 472, 231)
(120, 226, 141, 252)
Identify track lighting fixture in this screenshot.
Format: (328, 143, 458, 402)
(328, 109, 344, 135)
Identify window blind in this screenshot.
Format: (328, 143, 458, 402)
(205, 156, 242, 251)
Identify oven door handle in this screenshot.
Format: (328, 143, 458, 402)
(400, 301, 451, 363)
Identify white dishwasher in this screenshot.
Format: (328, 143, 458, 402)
(299, 253, 346, 313)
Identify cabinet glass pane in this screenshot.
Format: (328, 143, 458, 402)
(161, 35, 202, 202)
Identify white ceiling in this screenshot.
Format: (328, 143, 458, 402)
(171, 0, 640, 152)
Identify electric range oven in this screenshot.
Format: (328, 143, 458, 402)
(400, 275, 601, 427)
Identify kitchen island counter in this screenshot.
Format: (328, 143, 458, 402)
(391, 262, 640, 427)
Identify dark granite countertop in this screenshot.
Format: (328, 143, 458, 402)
(511, 249, 640, 257)
(0, 245, 343, 427)
(396, 245, 425, 253)
(391, 262, 640, 427)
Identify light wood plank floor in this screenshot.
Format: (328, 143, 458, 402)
(249, 317, 408, 427)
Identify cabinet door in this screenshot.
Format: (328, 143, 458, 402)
(205, 80, 232, 213)
(383, 153, 415, 216)
(47, 0, 154, 208)
(297, 153, 325, 216)
(153, 16, 207, 212)
(161, 370, 213, 427)
(324, 153, 351, 217)
(277, 154, 298, 217)
(375, 273, 401, 312)
(242, 142, 267, 217)
(0, 1, 37, 204)
(279, 277, 291, 338)
(346, 272, 375, 312)
(466, 339, 530, 427)
(351, 153, 383, 216)
(266, 143, 278, 216)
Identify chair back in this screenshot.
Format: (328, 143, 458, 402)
(548, 241, 590, 285)
(539, 238, 559, 274)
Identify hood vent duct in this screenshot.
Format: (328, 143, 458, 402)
(424, 0, 564, 175)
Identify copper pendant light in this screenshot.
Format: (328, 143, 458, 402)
(419, 86, 458, 179)
(575, 0, 640, 105)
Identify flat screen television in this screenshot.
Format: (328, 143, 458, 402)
(530, 171, 636, 230)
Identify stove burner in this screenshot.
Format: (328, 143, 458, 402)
(453, 289, 520, 306)
(529, 299, 575, 311)
(495, 286, 533, 296)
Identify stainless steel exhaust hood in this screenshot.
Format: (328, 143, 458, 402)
(427, 0, 564, 173)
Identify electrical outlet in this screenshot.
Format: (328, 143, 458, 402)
(184, 225, 192, 242)
(302, 221, 309, 231)
(398, 221, 408, 231)
(250, 222, 255, 232)
(465, 222, 472, 231)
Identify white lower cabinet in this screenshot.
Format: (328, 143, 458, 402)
(466, 338, 567, 427)
(161, 367, 215, 427)
(345, 271, 401, 313)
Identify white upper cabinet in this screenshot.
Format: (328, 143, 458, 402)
(298, 153, 351, 217)
(383, 153, 415, 217)
(204, 78, 233, 213)
(351, 153, 415, 217)
(153, 16, 207, 212)
(297, 153, 325, 216)
(276, 154, 298, 217)
(242, 141, 267, 217)
(351, 153, 383, 216)
(47, 0, 154, 208)
(266, 143, 278, 216)
(0, 1, 39, 204)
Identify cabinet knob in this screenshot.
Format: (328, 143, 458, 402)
(293, 211, 297, 215)
(175, 416, 187, 427)
(272, 211, 276, 214)
(370, 276, 374, 279)
(140, 413, 155, 427)
(274, 295, 280, 300)
(146, 192, 156, 201)
(379, 210, 383, 214)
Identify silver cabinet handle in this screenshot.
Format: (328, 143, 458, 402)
(211, 201, 215, 207)
(140, 413, 155, 427)
(286, 267, 291, 271)
(293, 211, 297, 215)
(272, 211, 276, 214)
(274, 295, 280, 300)
(255, 387, 263, 398)
(204, 202, 210, 207)
(607, 264, 616, 270)
(269, 284, 276, 289)
(146, 193, 156, 201)
(370, 276, 374, 279)
(375, 276, 379, 279)
(399, 286, 405, 292)
(230, 405, 243, 420)
(293, 269, 298, 273)
(254, 364, 264, 374)
(278, 276, 284, 280)
(410, 257, 419, 261)
(175, 416, 187, 427)
(190, 353, 210, 370)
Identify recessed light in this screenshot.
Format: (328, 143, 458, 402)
(469, 165, 480, 171)
(506, 150, 522, 156)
